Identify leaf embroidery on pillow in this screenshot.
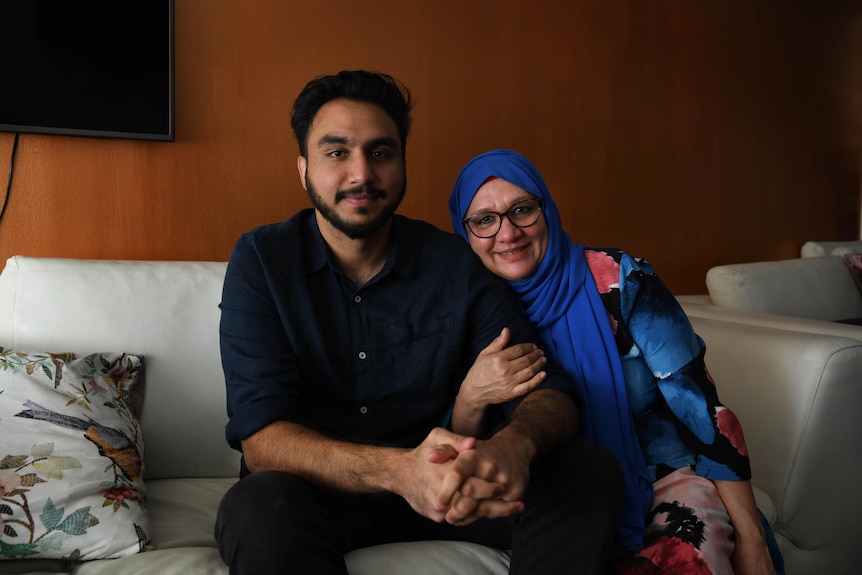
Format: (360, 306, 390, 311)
(0, 443, 97, 558)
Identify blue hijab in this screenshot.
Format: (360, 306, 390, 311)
(449, 149, 652, 550)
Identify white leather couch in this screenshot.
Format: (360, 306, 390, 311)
(1, 255, 859, 574)
(677, 254, 862, 575)
(0, 256, 509, 575)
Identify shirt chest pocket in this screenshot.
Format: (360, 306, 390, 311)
(383, 316, 456, 394)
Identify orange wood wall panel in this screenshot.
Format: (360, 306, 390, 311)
(0, 0, 858, 294)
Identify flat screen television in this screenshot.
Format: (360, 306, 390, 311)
(0, 1, 175, 141)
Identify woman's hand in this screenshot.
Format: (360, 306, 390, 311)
(732, 534, 778, 575)
(714, 479, 778, 575)
(450, 327, 547, 435)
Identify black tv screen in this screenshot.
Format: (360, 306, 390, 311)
(0, 1, 174, 141)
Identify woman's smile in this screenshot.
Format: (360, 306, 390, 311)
(465, 179, 548, 281)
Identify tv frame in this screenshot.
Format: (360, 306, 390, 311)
(0, 1, 175, 142)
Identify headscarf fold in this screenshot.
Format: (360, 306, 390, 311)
(449, 149, 652, 550)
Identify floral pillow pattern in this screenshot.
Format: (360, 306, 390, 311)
(0, 349, 151, 561)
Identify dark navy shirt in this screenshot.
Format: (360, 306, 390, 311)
(220, 209, 577, 469)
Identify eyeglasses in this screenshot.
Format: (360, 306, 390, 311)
(462, 198, 543, 239)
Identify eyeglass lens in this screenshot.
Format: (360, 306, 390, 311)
(466, 199, 541, 238)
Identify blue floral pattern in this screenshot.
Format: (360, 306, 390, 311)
(585, 249, 750, 482)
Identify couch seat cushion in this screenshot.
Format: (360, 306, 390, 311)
(143, 478, 235, 550)
(74, 547, 227, 575)
(347, 540, 510, 574)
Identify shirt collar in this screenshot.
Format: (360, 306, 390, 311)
(301, 210, 416, 280)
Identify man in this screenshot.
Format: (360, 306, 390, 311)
(215, 70, 622, 574)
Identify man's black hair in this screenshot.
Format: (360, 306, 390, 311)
(291, 70, 413, 158)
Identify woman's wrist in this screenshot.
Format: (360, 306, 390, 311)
(451, 391, 487, 435)
(455, 389, 486, 413)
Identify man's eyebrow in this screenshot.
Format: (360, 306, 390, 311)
(315, 134, 400, 149)
(316, 134, 350, 147)
(367, 136, 399, 149)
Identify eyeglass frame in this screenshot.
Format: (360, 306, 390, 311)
(461, 197, 544, 239)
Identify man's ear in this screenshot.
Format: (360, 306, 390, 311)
(297, 155, 308, 191)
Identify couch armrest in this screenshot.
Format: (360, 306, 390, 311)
(681, 302, 862, 575)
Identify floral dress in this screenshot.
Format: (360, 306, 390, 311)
(585, 247, 782, 575)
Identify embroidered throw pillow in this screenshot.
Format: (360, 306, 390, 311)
(0, 349, 150, 561)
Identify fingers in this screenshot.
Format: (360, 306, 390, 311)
(434, 464, 471, 511)
(487, 341, 545, 379)
(424, 429, 476, 463)
(478, 327, 512, 358)
(425, 443, 459, 463)
(459, 476, 504, 500)
(437, 477, 506, 521)
(510, 372, 546, 398)
(432, 447, 494, 510)
(456, 436, 477, 452)
(509, 345, 546, 371)
(495, 349, 546, 402)
(499, 344, 547, 383)
(481, 327, 548, 371)
(444, 465, 526, 525)
(445, 494, 524, 525)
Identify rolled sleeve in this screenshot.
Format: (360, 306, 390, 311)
(220, 235, 304, 449)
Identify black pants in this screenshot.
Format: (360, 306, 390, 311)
(215, 436, 623, 575)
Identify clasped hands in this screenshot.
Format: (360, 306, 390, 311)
(397, 328, 546, 526)
(402, 427, 533, 526)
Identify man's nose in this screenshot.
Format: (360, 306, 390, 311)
(347, 155, 373, 185)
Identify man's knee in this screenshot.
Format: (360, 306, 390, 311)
(558, 436, 622, 479)
(218, 470, 310, 524)
(577, 437, 625, 496)
(532, 437, 624, 508)
(215, 471, 321, 564)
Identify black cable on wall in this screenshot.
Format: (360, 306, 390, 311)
(0, 133, 20, 228)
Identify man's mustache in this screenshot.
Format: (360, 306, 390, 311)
(335, 186, 387, 202)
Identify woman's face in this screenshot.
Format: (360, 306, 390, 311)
(463, 178, 548, 281)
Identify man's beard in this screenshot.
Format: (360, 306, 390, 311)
(305, 174, 406, 240)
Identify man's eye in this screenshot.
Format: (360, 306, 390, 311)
(327, 150, 346, 158)
(371, 150, 390, 159)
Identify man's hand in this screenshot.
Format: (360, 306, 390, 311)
(435, 433, 534, 526)
(242, 422, 521, 525)
(394, 427, 509, 523)
(442, 388, 578, 526)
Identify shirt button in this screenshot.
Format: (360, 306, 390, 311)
(354, 295, 362, 303)
(359, 406, 368, 414)
(358, 351, 367, 360)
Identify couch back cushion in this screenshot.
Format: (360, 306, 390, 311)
(800, 240, 862, 258)
(0, 256, 240, 480)
(706, 256, 862, 321)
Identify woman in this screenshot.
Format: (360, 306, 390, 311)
(448, 149, 782, 575)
